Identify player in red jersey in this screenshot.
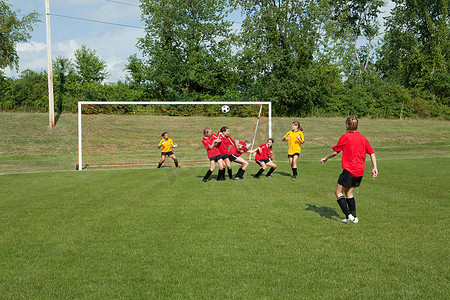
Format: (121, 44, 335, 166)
(253, 138, 277, 178)
(320, 116, 378, 224)
(202, 127, 224, 183)
(217, 126, 236, 180)
(228, 139, 257, 180)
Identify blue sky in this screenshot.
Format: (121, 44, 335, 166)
(3, 0, 393, 83)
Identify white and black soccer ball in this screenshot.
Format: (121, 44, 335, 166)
(221, 105, 230, 114)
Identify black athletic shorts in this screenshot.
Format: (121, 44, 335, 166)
(256, 159, 270, 166)
(161, 151, 174, 156)
(288, 153, 300, 158)
(209, 155, 222, 162)
(229, 154, 240, 162)
(221, 154, 229, 160)
(337, 169, 362, 189)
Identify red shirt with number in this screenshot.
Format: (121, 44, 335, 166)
(218, 135, 235, 156)
(228, 141, 247, 157)
(202, 136, 220, 158)
(332, 132, 374, 177)
(255, 143, 272, 161)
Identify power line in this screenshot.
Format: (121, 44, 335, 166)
(50, 13, 144, 29)
(105, 0, 140, 7)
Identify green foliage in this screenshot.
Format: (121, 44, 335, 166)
(0, 1, 40, 69)
(138, 0, 235, 97)
(74, 45, 109, 83)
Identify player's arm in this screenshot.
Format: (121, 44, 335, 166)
(282, 132, 289, 141)
(320, 150, 338, 164)
(297, 134, 305, 145)
(158, 140, 164, 149)
(370, 153, 378, 179)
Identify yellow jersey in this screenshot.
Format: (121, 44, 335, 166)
(283, 131, 304, 155)
(159, 138, 174, 152)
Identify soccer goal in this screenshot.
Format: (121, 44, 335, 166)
(77, 101, 272, 170)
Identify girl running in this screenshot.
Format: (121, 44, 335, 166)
(320, 116, 378, 224)
(254, 138, 277, 178)
(157, 132, 179, 168)
(282, 121, 304, 178)
(228, 140, 257, 180)
(201, 127, 225, 182)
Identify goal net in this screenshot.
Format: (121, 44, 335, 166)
(77, 101, 272, 170)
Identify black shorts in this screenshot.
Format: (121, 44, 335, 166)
(256, 159, 270, 166)
(288, 153, 300, 158)
(221, 154, 229, 160)
(161, 151, 174, 156)
(229, 154, 240, 162)
(209, 155, 222, 162)
(337, 169, 363, 189)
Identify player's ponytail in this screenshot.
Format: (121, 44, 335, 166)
(346, 116, 358, 132)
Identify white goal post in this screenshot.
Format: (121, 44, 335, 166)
(78, 101, 272, 170)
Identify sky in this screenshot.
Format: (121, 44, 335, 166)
(3, 0, 393, 83)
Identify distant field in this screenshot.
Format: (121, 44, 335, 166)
(0, 112, 449, 298)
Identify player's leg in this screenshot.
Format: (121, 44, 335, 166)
(345, 186, 357, 222)
(265, 160, 277, 177)
(169, 153, 179, 167)
(335, 183, 351, 221)
(202, 159, 216, 182)
(233, 157, 248, 179)
(217, 158, 225, 181)
(291, 154, 299, 177)
(157, 154, 166, 168)
(223, 157, 233, 179)
(254, 161, 266, 178)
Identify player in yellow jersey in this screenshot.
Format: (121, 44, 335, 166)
(282, 121, 304, 178)
(157, 132, 179, 168)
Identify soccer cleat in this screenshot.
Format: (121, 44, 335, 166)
(253, 175, 260, 179)
(352, 217, 359, 224)
(342, 214, 355, 224)
(266, 175, 272, 177)
(202, 179, 207, 183)
(292, 175, 297, 178)
(233, 177, 242, 180)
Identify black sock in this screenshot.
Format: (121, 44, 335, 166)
(217, 169, 225, 180)
(228, 168, 233, 179)
(203, 170, 212, 180)
(255, 168, 264, 178)
(157, 162, 162, 168)
(337, 196, 350, 218)
(175, 161, 179, 167)
(266, 167, 275, 176)
(236, 168, 245, 178)
(292, 168, 298, 176)
(346, 197, 356, 217)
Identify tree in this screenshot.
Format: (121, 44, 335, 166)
(323, 0, 385, 82)
(138, 0, 235, 98)
(233, 0, 339, 115)
(0, 1, 40, 70)
(53, 56, 76, 112)
(377, 0, 449, 100)
(73, 45, 108, 83)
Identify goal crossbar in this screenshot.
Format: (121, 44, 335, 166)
(78, 101, 272, 170)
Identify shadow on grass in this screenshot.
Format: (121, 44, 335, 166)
(305, 204, 341, 221)
(276, 171, 293, 177)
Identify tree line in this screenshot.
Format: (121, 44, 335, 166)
(0, 0, 448, 118)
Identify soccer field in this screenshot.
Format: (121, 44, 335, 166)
(0, 113, 449, 298)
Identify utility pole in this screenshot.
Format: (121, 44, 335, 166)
(45, 0, 55, 127)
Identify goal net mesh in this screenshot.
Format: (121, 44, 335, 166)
(79, 103, 270, 168)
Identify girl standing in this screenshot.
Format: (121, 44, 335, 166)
(320, 116, 378, 224)
(282, 121, 304, 178)
(157, 132, 179, 168)
(201, 127, 225, 182)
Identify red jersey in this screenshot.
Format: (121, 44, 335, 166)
(255, 143, 272, 161)
(332, 132, 374, 177)
(202, 136, 220, 158)
(218, 134, 235, 156)
(228, 141, 247, 157)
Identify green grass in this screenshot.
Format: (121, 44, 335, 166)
(0, 113, 449, 298)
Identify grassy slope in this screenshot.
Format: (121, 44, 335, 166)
(0, 113, 449, 298)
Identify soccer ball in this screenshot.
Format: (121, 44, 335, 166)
(221, 105, 230, 113)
